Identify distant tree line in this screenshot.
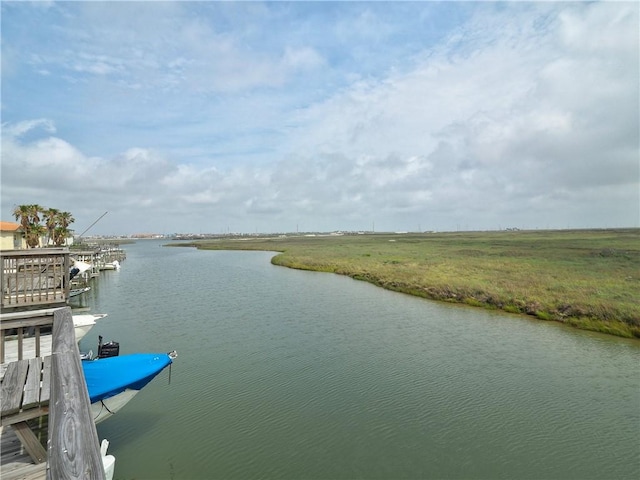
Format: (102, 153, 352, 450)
(13, 204, 75, 248)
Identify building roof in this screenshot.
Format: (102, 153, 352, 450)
(0, 221, 23, 232)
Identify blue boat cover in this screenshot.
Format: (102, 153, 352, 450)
(82, 353, 173, 403)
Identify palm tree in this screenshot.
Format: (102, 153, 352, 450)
(43, 207, 60, 246)
(26, 204, 43, 225)
(13, 204, 31, 231)
(27, 204, 44, 248)
(13, 204, 44, 248)
(58, 211, 74, 229)
(12, 204, 74, 247)
(54, 211, 75, 246)
(25, 223, 46, 248)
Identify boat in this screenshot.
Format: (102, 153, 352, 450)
(82, 351, 177, 424)
(72, 313, 108, 341)
(101, 439, 116, 480)
(70, 258, 92, 280)
(70, 286, 91, 297)
(100, 260, 120, 271)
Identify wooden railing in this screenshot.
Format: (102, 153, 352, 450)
(0, 308, 58, 365)
(1, 249, 70, 311)
(47, 307, 105, 479)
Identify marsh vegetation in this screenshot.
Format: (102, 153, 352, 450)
(174, 229, 640, 338)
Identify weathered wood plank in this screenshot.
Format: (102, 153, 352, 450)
(0, 312, 54, 365)
(0, 308, 58, 321)
(17, 328, 23, 361)
(22, 357, 43, 409)
(35, 327, 41, 358)
(2, 334, 53, 367)
(1, 359, 29, 416)
(12, 421, 47, 464)
(1, 249, 70, 310)
(1, 424, 48, 480)
(0, 406, 49, 427)
(1, 355, 50, 427)
(0, 316, 55, 328)
(47, 307, 105, 480)
(40, 355, 51, 403)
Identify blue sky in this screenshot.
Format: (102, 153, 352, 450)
(1, 1, 638, 235)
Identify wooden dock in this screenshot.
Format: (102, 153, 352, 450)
(0, 307, 106, 479)
(0, 308, 57, 378)
(1, 424, 47, 480)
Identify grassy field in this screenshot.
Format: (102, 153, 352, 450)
(172, 229, 640, 339)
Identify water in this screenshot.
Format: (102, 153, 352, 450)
(77, 240, 640, 480)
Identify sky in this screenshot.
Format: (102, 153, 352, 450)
(1, 1, 638, 236)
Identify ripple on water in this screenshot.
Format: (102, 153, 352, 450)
(90, 244, 640, 480)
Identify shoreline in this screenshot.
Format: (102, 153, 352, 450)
(270, 254, 638, 339)
(169, 229, 640, 339)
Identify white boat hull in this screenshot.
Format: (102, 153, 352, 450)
(100, 260, 120, 271)
(100, 440, 116, 480)
(91, 389, 140, 424)
(72, 313, 108, 342)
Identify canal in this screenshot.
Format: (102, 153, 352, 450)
(77, 240, 640, 479)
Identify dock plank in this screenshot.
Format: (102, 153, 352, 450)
(1, 335, 53, 368)
(40, 356, 51, 404)
(1, 425, 47, 480)
(1, 360, 29, 416)
(22, 358, 43, 409)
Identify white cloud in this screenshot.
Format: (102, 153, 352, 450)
(2, 118, 56, 138)
(1, 1, 637, 234)
(279, 2, 638, 229)
(281, 46, 325, 71)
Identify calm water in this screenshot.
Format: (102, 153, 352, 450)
(77, 240, 640, 480)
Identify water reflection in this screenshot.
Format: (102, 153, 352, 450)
(81, 241, 640, 480)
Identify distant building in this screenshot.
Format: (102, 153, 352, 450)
(130, 233, 164, 239)
(0, 221, 74, 249)
(0, 221, 26, 250)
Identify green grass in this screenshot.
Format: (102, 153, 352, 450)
(170, 229, 640, 339)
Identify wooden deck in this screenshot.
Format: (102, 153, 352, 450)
(1, 335, 53, 381)
(0, 307, 106, 480)
(0, 424, 47, 480)
(1, 355, 51, 463)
